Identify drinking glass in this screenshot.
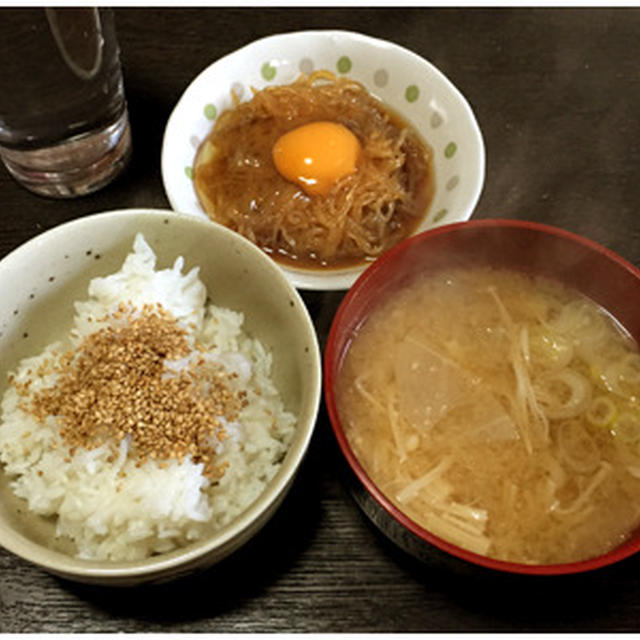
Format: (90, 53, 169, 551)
(0, 8, 132, 198)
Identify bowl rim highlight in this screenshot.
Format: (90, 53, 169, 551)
(0, 208, 322, 584)
(161, 28, 486, 291)
(324, 217, 640, 576)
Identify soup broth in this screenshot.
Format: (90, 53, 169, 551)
(336, 266, 640, 564)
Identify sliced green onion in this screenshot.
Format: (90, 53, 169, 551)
(586, 396, 618, 429)
(612, 412, 640, 443)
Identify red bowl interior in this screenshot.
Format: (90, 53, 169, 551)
(324, 218, 640, 575)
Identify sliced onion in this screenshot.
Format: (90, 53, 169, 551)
(601, 353, 640, 400)
(528, 327, 574, 371)
(551, 299, 608, 347)
(534, 369, 593, 420)
(586, 395, 618, 429)
(557, 419, 601, 474)
(612, 412, 640, 443)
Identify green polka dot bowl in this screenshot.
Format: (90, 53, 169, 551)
(161, 30, 485, 291)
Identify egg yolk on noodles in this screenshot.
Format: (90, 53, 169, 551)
(272, 121, 361, 196)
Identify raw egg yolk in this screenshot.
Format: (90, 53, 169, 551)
(272, 121, 361, 197)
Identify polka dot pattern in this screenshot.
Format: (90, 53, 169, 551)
(204, 104, 217, 120)
(261, 62, 276, 81)
(299, 57, 314, 74)
(405, 85, 420, 102)
(336, 56, 352, 73)
(433, 209, 448, 223)
(373, 69, 388, 87)
(445, 142, 458, 158)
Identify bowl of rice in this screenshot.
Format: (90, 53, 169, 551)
(0, 209, 322, 585)
(162, 30, 485, 291)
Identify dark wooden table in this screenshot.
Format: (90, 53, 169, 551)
(2, 7, 640, 633)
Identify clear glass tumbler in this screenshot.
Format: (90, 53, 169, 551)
(0, 8, 132, 198)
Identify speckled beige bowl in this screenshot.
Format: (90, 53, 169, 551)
(0, 209, 322, 585)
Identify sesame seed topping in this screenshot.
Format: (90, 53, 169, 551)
(15, 303, 246, 479)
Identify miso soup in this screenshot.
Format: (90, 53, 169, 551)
(336, 267, 640, 564)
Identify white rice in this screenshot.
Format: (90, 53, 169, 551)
(0, 234, 296, 561)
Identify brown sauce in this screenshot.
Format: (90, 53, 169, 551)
(193, 73, 435, 270)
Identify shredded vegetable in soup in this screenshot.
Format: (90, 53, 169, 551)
(336, 267, 640, 564)
(193, 71, 434, 269)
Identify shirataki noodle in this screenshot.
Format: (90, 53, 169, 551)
(194, 71, 434, 268)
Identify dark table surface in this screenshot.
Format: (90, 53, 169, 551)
(2, 6, 640, 633)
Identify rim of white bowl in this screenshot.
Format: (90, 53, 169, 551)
(161, 29, 486, 291)
(0, 209, 322, 583)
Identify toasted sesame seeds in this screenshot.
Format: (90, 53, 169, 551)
(17, 303, 247, 479)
